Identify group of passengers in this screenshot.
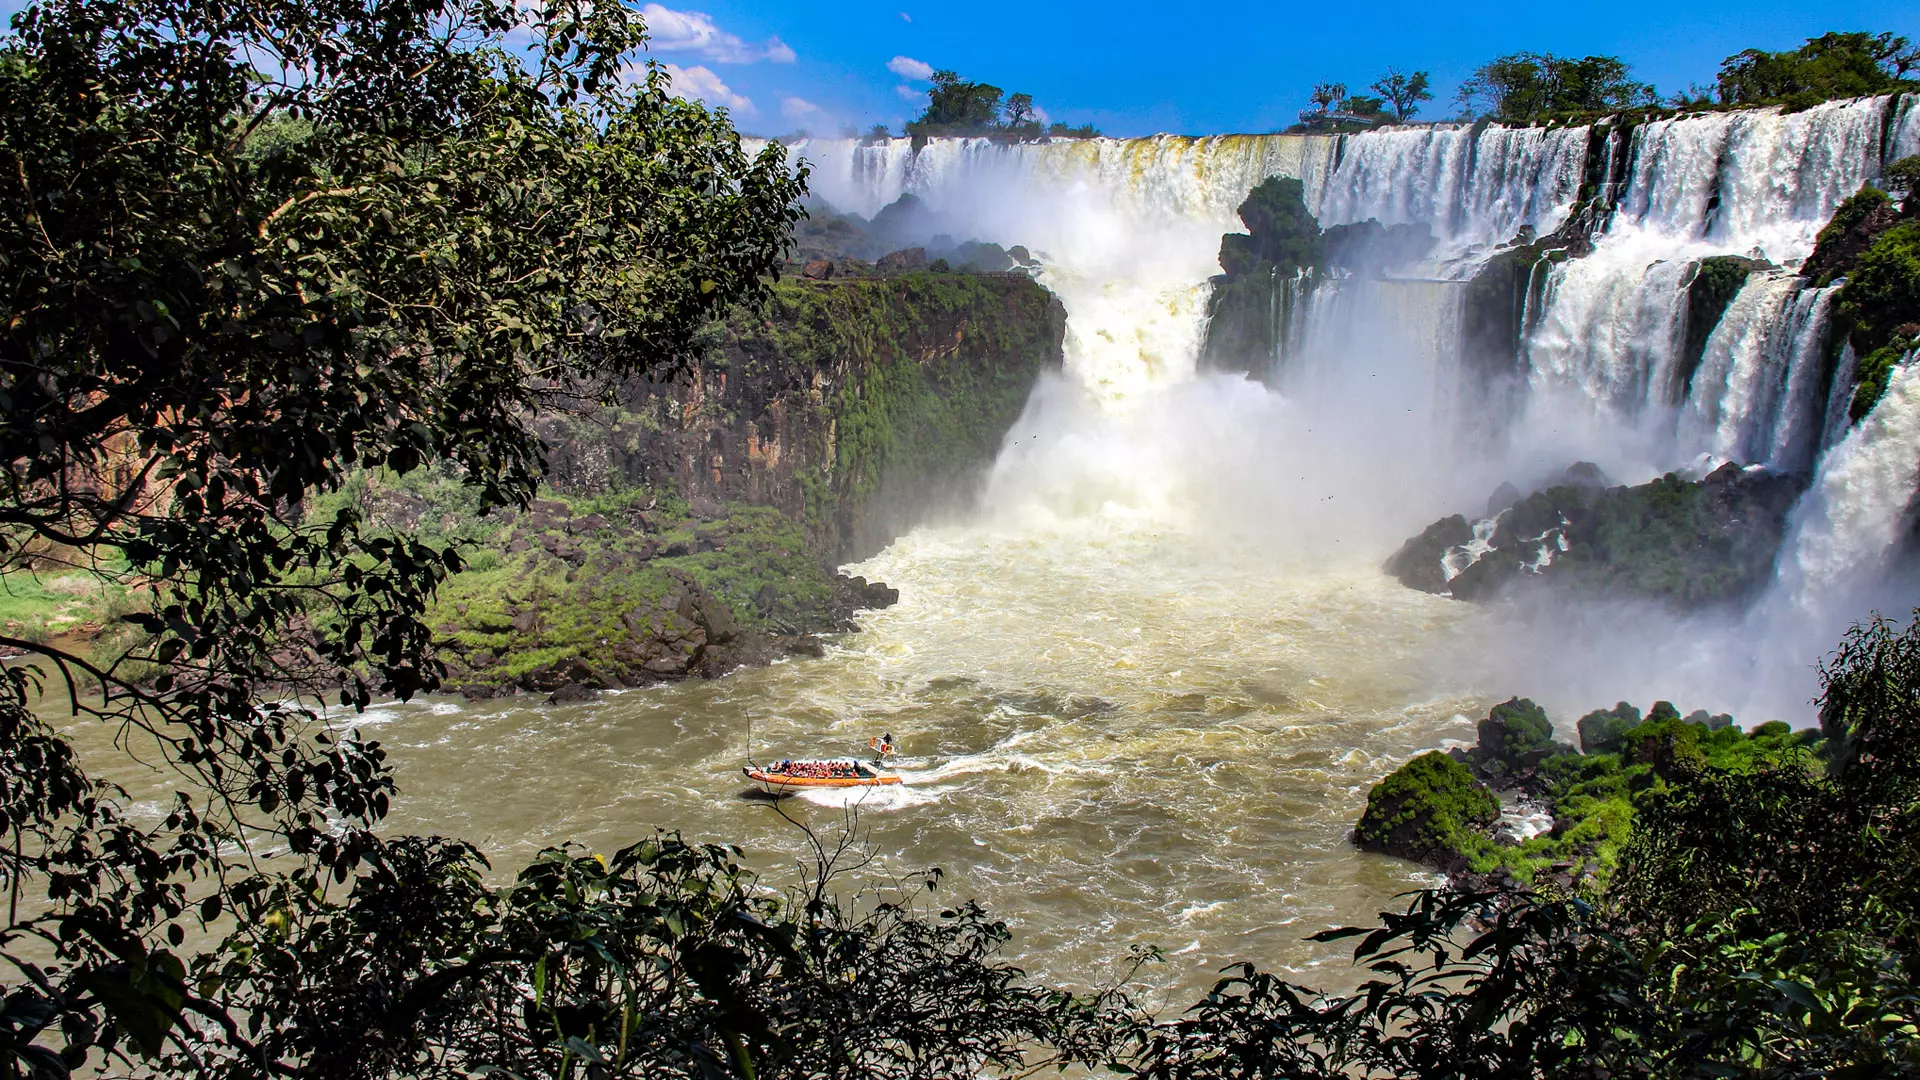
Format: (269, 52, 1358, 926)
(771, 759, 859, 779)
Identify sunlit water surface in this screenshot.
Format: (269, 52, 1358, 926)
(357, 516, 1493, 997)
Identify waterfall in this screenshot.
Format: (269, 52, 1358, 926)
(1889, 93, 1920, 165)
(1614, 96, 1891, 257)
(1677, 273, 1838, 473)
(1773, 354, 1920, 623)
(1524, 251, 1692, 418)
(791, 134, 1341, 403)
(785, 105, 1916, 632)
(1314, 124, 1589, 255)
(1514, 95, 1896, 478)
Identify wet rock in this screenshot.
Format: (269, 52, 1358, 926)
(1352, 751, 1500, 873)
(1557, 461, 1611, 490)
(546, 683, 600, 705)
(1486, 482, 1522, 517)
(1382, 514, 1472, 595)
(876, 247, 928, 273)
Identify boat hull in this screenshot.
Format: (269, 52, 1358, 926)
(744, 767, 901, 794)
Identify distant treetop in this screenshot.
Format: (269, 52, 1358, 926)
(904, 70, 1093, 140)
(1717, 31, 1919, 107)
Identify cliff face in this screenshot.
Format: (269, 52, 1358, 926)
(408, 271, 1063, 697)
(543, 272, 1065, 560)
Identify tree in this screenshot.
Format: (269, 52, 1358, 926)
(1718, 31, 1919, 105)
(0, 0, 801, 1071)
(1371, 68, 1433, 122)
(1003, 91, 1037, 130)
(1308, 81, 1348, 114)
(1344, 94, 1388, 119)
(1457, 52, 1655, 122)
(906, 69, 1004, 136)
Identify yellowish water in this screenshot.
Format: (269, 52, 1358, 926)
(363, 514, 1495, 996)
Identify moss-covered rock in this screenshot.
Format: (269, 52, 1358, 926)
(1577, 701, 1644, 754)
(1809, 184, 1920, 421)
(1675, 256, 1763, 400)
(1390, 462, 1807, 608)
(1200, 178, 1321, 377)
(1355, 699, 1831, 895)
(1805, 187, 1900, 287)
(1476, 697, 1557, 767)
(1354, 751, 1500, 871)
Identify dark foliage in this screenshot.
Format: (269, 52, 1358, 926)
(1717, 31, 1919, 106)
(1456, 52, 1657, 123)
(0, 0, 800, 1071)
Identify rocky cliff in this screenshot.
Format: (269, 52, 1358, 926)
(354, 272, 1064, 698)
(543, 272, 1065, 561)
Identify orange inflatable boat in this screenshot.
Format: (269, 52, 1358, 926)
(744, 760, 902, 794)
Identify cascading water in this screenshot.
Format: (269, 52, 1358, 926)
(1894, 94, 1920, 163)
(1315, 123, 1590, 256)
(1767, 353, 1920, 642)
(1507, 96, 1904, 484)
(1677, 274, 1838, 473)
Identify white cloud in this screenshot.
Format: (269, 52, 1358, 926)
(895, 84, 927, 103)
(887, 55, 934, 80)
(642, 4, 795, 64)
(899, 11, 912, 21)
(660, 63, 755, 114)
(781, 96, 821, 122)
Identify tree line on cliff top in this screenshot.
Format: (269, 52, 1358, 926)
(1298, 29, 1920, 130)
(0, 0, 1917, 1075)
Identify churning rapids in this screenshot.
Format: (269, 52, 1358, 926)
(73, 99, 1920, 995)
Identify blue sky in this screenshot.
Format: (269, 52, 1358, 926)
(627, 0, 1920, 137)
(5, 0, 1916, 136)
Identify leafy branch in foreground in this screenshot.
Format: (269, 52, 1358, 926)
(0, 0, 800, 1069)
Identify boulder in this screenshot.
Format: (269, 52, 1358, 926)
(1353, 751, 1499, 871)
(1577, 702, 1643, 755)
(1382, 514, 1472, 594)
(1486, 481, 1522, 517)
(546, 683, 600, 706)
(801, 258, 835, 280)
(1476, 697, 1556, 769)
(1556, 461, 1612, 490)
(876, 247, 928, 273)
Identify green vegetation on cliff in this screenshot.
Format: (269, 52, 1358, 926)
(724, 274, 1063, 554)
(1794, 162, 1920, 422)
(1676, 255, 1760, 398)
(1200, 178, 1321, 376)
(378, 271, 1060, 691)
